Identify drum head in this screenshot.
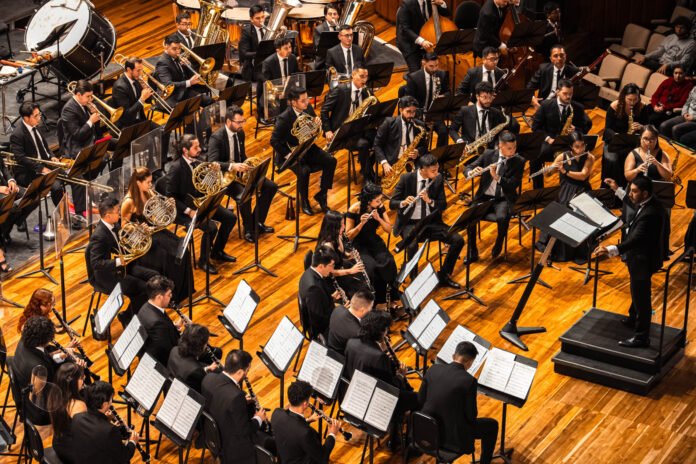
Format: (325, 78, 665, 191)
(25, 0, 90, 54)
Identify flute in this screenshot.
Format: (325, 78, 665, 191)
(51, 339, 100, 383)
(464, 159, 506, 181)
(529, 151, 587, 178)
(308, 403, 352, 440)
(169, 303, 221, 365)
(51, 308, 93, 367)
(109, 406, 151, 462)
(243, 377, 273, 433)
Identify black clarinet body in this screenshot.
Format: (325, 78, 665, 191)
(243, 377, 273, 434)
(109, 406, 151, 462)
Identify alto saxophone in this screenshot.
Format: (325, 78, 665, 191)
(381, 124, 426, 192)
(458, 114, 511, 165)
(552, 104, 574, 159)
(627, 106, 635, 135)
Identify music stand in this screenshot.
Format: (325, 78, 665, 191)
(506, 20, 547, 49)
(572, 83, 601, 110)
(434, 29, 475, 89)
(365, 63, 394, 92)
(325, 117, 372, 208)
(189, 43, 226, 75)
(111, 121, 152, 167)
(221, 82, 251, 107)
(191, 191, 226, 308)
(297, 71, 327, 99)
(431, 142, 467, 193)
(515, 131, 546, 164)
(315, 31, 340, 61)
(653, 180, 676, 210)
(217, 279, 260, 351)
(252, 40, 277, 78)
(607, 133, 640, 160)
(364, 98, 399, 130)
(163, 95, 202, 134)
(425, 94, 469, 124)
(257, 316, 305, 408)
(492, 89, 536, 126)
(548, 134, 599, 154)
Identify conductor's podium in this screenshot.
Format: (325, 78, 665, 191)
(552, 308, 685, 395)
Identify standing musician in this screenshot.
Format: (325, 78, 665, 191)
(260, 35, 299, 118)
(450, 82, 520, 149)
(207, 105, 278, 242)
(396, 0, 450, 72)
(464, 131, 525, 262)
(271, 380, 340, 463)
(239, 6, 268, 82)
(168, 323, 221, 393)
(313, 5, 340, 69)
(325, 25, 365, 75)
(86, 197, 159, 326)
(137, 275, 181, 365)
(539, 2, 562, 59)
(298, 245, 338, 340)
(201, 349, 276, 464)
(455, 47, 506, 102)
(472, 0, 509, 58)
(327, 289, 375, 355)
(174, 11, 195, 49)
(321, 66, 377, 182)
(526, 44, 580, 109)
(530, 78, 592, 189)
(270, 86, 336, 215)
(165, 134, 238, 274)
(418, 341, 499, 464)
(373, 96, 428, 179)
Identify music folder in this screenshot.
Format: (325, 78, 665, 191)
(93, 283, 124, 337)
(436, 325, 491, 376)
(530, 201, 601, 248)
(403, 299, 450, 353)
(401, 263, 439, 311)
(297, 340, 345, 402)
(108, 316, 147, 376)
(122, 353, 169, 416)
(219, 279, 260, 337)
(477, 347, 537, 408)
(569, 193, 619, 229)
(340, 370, 400, 436)
(259, 316, 305, 375)
(154, 378, 205, 445)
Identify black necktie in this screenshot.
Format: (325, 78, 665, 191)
(555, 69, 561, 88)
(346, 49, 352, 73)
(479, 110, 488, 136)
(427, 74, 433, 107)
(422, 0, 429, 19)
(487, 70, 494, 85)
(33, 127, 50, 160)
(405, 122, 412, 145)
(419, 179, 427, 218)
(560, 104, 568, 122)
(175, 59, 184, 77)
(232, 133, 240, 162)
(256, 27, 262, 43)
(353, 89, 360, 110)
(283, 58, 288, 77)
(494, 156, 504, 197)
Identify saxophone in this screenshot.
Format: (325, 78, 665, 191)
(381, 124, 426, 192)
(671, 148, 682, 186)
(552, 104, 574, 158)
(458, 114, 511, 165)
(346, 94, 378, 122)
(627, 106, 635, 135)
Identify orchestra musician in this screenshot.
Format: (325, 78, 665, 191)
(417, 341, 499, 464)
(168, 323, 221, 393)
(527, 44, 580, 109)
(539, 2, 562, 59)
(316, 210, 364, 299)
(260, 35, 299, 118)
(298, 245, 338, 340)
(174, 11, 195, 49)
(201, 349, 276, 464)
(530, 78, 592, 189)
(325, 25, 365, 75)
(239, 6, 268, 82)
(110, 57, 153, 130)
(207, 105, 278, 243)
(455, 47, 506, 102)
(16, 288, 58, 333)
(313, 5, 340, 69)
(327, 289, 375, 355)
(388, 154, 464, 288)
(271, 380, 340, 463)
(464, 131, 525, 262)
(396, 0, 450, 72)
(270, 86, 336, 215)
(137, 275, 182, 366)
(165, 134, 238, 274)
(50, 363, 88, 463)
(472, 0, 509, 58)
(13, 315, 66, 387)
(321, 66, 376, 182)
(0, 153, 26, 245)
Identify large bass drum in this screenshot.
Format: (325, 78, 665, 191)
(25, 0, 117, 82)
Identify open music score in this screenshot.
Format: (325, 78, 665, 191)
(154, 378, 204, 442)
(110, 316, 146, 372)
(297, 341, 344, 400)
(569, 193, 618, 228)
(437, 325, 491, 375)
(262, 316, 305, 373)
(405, 299, 450, 352)
(124, 353, 168, 414)
(402, 263, 439, 310)
(396, 242, 427, 284)
(222, 279, 259, 334)
(341, 370, 400, 434)
(478, 348, 537, 403)
(93, 283, 124, 337)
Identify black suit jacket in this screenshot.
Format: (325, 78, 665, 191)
(270, 104, 318, 161)
(167, 346, 205, 393)
(271, 407, 335, 464)
(344, 338, 398, 387)
(207, 126, 248, 168)
(327, 305, 361, 355)
(404, 69, 451, 108)
(261, 52, 299, 82)
(373, 116, 428, 165)
(473, 0, 507, 54)
(165, 156, 201, 216)
(388, 171, 447, 237)
(86, 221, 122, 292)
(239, 23, 263, 80)
(9, 122, 52, 186)
(396, 0, 450, 59)
(320, 83, 371, 133)
(111, 74, 146, 129)
(137, 302, 180, 366)
(418, 362, 477, 453)
(60, 97, 98, 158)
(299, 267, 335, 339)
(531, 98, 592, 138)
(449, 104, 519, 144)
(324, 44, 365, 74)
(526, 63, 580, 100)
(13, 338, 58, 388)
(617, 196, 666, 279)
(455, 66, 506, 101)
(70, 410, 135, 464)
(465, 149, 524, 205)
(176, 30, 195, 49)
(313, 21, 337, 69)
(154, 52, 195, 106)
(0, 157, 14, 187)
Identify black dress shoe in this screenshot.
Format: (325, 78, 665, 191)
(313, 192, 329, 213)
(257, 223, 274, 234)
(301, 198, 314, 216)
(244, 232, 256, 243)
(618, 336, 650, 348)
(211, 252, 237, 263)
(491, 240, 504, 258)
(197, 260, 219, 274)
(620, 316, 636, 327)
(16, 222, 26, 233)
(438, 273, 461, 289)
(462, 252, 479, 265)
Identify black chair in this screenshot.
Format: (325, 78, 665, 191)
(303, 249, 313, 270)
(405, 412, 474, 464)
(82, 245, 112, 337)
(255, 444, 276, 464)
(454, 1, 481, 30)
(198, 411, 222, 463)
(22, 419, 64, 464)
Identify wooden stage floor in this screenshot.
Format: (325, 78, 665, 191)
(1, 0, 695, 462)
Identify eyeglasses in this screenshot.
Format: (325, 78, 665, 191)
(484, 56, 500, 61)
(179, 22, 192, 26)
(641, 137, 657, 142)
(232, 118, 246, 124)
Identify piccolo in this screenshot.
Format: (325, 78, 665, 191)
(51, 339, 100, 383)
(529, 152, 587, 178)
(109, 406, 151, 462)
(308, 403, 352, 440)
(51, 308, 93, 367)
(243, 377, 273, 433)
(169, 303, 221, 365)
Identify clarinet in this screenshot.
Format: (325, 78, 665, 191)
(243, 377, 273, 434)
(342, 233, 374, 294)
(109, 406, 151, 462)
(51, 339, 100, 383)
(329, 275, 350, 307)
(51, 308, 93, 367)
(381, 335, 402, 373)
(169, 303, 221, 365)
(308, 403, 352, 440)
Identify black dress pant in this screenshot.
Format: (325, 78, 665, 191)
(401, 220, 464, 277)
(530, 141, 556, 189)
(348, 129, 377, 183)
(288, 145, 337, 201)
(228, 178, 278, 232)
(473, 417, 499, 464)
(467, 196, 511, 254)
(200, 206, 237, 261)
(629, 274, 653, 340)
(121, 263, 159, 319)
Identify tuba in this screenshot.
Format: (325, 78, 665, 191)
(381, 124, 425, 192)
(264, 0, 301, 40)
(339, 0, 376, 55)
(193, 0, 229, 46)
(143, 192, 177, 233)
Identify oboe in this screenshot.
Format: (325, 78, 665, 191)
(51, 308, 93, 367)
(329, 275, 350, 307)
(308, 403, 352, 440)
(243, 377, 272, 433)
(109, 406, 151, 462)
(51, 339, 100, 383)
(169, 303, 221, 365)
(342, 233, 373, 294)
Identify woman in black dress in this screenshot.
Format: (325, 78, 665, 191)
(316, 210, 365, 299)
(49, 363, 87, 464)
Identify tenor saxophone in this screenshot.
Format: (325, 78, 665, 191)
(458, 114, 511, 165)
(381, 124, 426, 192)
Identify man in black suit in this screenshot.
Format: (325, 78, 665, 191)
(464, 131, 525, 261)
(110, 57, 153, 130)
(455, 46, 506, 101)
(0, 156, 24, 240)
(538, 2, 562, 59)
(260, 36, 299, 119)
(137, 275, 181, 365)
(168, 323, 221, 393)
(321, 66, 377, 182)
(299, 245, 338, 340)
(202, 349, 275, 464)
(373, 95, 428, 178)
(69, 381, 138, 464)
(166, 134, 237, 274)
(13, 315, 65, 388)
(270, 86, 336, 215)
(388, 154, 464, 288)
(207, 105, 278, 242)
(418, 341, 498, 464)
(86, 197, 158, 325)
(530, 78, 592, 188)
(325, 25, 365, 75)
(174, 11, 195, 49)
(595, 177, 667, 348)
(396, 0, 450, 72)
(526, 44, 579, 108)
(450, 82, 520, 147)
(327, 288, 374, 354)
(473, 0, 509, 57)
(239, 5, 267, 81)
(313, 5, 340, 69)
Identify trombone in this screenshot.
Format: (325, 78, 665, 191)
(114, 54, 174, 114)
(67, 81, 123, 138)
(178, 44, 220, 99)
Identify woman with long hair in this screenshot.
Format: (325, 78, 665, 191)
(17, 288, 55, 333)
(316, 210, 365, 299)
(49, 363, 87, 463)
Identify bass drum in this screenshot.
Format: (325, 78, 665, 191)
(25, 0, 117, 82)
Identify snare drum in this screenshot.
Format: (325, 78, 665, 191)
(25, 0, 117, 82)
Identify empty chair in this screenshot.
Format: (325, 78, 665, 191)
(641, 73, 671, 106)
(605, 24, 652, 58)
(599, 63, 652, 102)
(404, 412, 474, 464)
(582, 54, 629, 89)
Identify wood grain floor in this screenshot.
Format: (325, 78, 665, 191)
(1, 1, 696, 463)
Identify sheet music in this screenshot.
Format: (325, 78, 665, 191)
(400, 242, 426, 281)
(264, 317, 304, 371)
(570, 193, 616, 227)
(156, 378, 187, 429)
(119, 331, 145, 371)
(125, 353, 166, 411)
(436, 326, 489, 374)
(407, 299, 439, 339)
(505, 362, 536, 399)
(404, 264, 437, 308)
(363, 387, 398, 432)
(297, 341, 343, 398)
(172, 394, 201, 439)
(223, 280, 257, 333)
(478, 348, 516, 393)
(94, 283, 123, 335)
(341, 370, 377, 421)
(112, 317, 142, 371)
(419, 313, 447, 350)
(297, 341, 327, 385)
(550, 213, 596, 243)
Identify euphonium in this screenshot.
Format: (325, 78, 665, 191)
(381, 124, 425, 192)
(458, 114, 511, 165)
(264, 0, 301, 40)
(627, 106, 635, 135)
(67, 81, 123, 137)
(346, 94, 378, 122)
(143, 191, 176, 232)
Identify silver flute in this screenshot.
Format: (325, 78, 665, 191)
(529, 151, 587, 178)
(464, 159, 506, 181)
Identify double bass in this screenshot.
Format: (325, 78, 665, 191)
(498, 0, 544, 89)
(419, 0, 470, 87)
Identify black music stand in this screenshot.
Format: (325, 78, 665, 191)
(365, 63, 394, 92)
(192, 191, 226, 308)
(233, 158, 276, 276)
(607, 133, 640, 161)
(365, 98, 399, 129)
(217, 280, 260, 351)
(111, 121, 152, 167)
(431, 142, 466, 192)
(221, 82, 251, 107)
(297, 70, 327, 99)
(163, 95, 202, 135)
(434, 29, 475, 89)
(16, 170, 61, 284)
(572, 83, 601, 110)
(394, 210, 440, 286)
(315, 32, 340, 62)
(189, 43, 226, 74)
(0, 193, 21, 308)
(253, 40, 277, 77)
(506, 20, 547, 49)
(424, 94, 469, 124)
(492, 89, 536, 127)
(443, 200, 495, 304)
(325, 117, 372, 208)
(547, 134, 599, 154)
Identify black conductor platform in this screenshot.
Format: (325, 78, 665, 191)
(552, 308, 685, 395)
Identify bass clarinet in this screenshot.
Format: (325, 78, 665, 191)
(308, 403, 352, 440)
(109, 406, 151, 462)
(243, 377, 273, 434)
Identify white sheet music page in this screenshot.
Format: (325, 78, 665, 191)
(125, 353, 165, 411)
(570, 193, 616, 227)
(224, 279, 256, 332)
(157, 378, 188, 429)
(478, 348, 515, 393)
(467, 338, 490, 376)
(112, 317, 141, 371)
(401, 242, 426, 281)
(119, 331, 145, 372)
(172, 394, 202, 439)
(418, 313, 447, 350)
(341, 370, 377, 421)
(297, 341, 327, 385)
(436, 326, 489, 374)
(363, 387, 399, 432)
(408, 299, 439, 339)
(314, 355, 343, 398)
(264, 317, 303, 371)
(94, 283, 123, 335)
(550, 213, 595, 243)
(505, 362, 536, 399)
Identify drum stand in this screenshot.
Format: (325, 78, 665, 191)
(1, 79, 13, 135)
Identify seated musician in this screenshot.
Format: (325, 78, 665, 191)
(403, 51, 450, 148)
(168, 323, 221, 393)
(463, 131, 524, 262)
(202, 349, 276, 464)
(450, 82, 520, 148)
(270, 86, 336, 215)
(271, 380, 340, 463)
(539, 2, 562, 59)
(373, 96, 428, 180)
(418, 341, 499, 464)
(316, 210, 365, 299)
(395, 0, 450, 72)
(69, 381, 138, 463)
(530, 78, 592, 189)
(239, 6, 268, 82)
(0, 152, 30, 247)
(111, 57, 153, 130)
(10, 102, 63, 206)
(259, 35, 299, 119)
(137, 275, 181, 365)
(321, 65, 377, 182)
(299, 245, 338, 340)
(17, 288, 58, 334)
(174, 11, 195, 49)
(455, 47, 506, 102)
(388, 154, 464, 288)
(327, 288, 374, 355)
(472, 0, 508, 58)
(50, 363, 88, 463)
(165, 134, 238, 274)
(526, 44, 580, 109)
(325, 25, 365, 75)
(313, 5, 340, 69)
(86, 197, 159, 326)
(207, 105, 278, 242)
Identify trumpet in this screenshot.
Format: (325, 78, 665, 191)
(308, 403, 352, 440)
(67, 81, 122, 138)
(0, 152, 114, 191)
(109, 406, 151, 462)
(114, 54, 173, 114)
